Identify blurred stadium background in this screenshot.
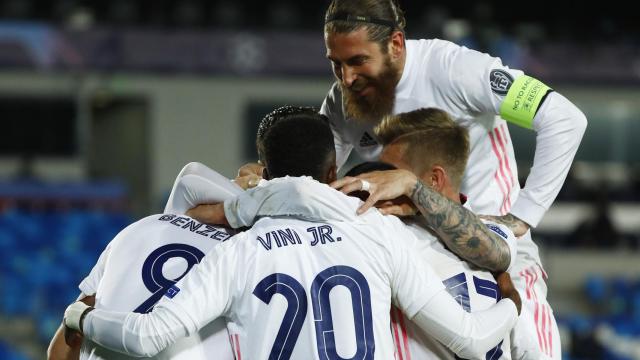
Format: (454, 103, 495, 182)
(0, 0, 639, 359)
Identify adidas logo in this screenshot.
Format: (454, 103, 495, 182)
(359, 132, 378, 147)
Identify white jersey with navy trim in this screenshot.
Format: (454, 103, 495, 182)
(321, 38, 587, 269)
(157, 212, 445, 359)
(78, 214, 235, 360)
(79, 179, 519, 359)
(393, 218, 513, 360)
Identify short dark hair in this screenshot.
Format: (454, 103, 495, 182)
(325, 0, 406, 51)
(344, 161, 397, 200)
(256, 105, 319, 151)
(259, 109, 335, 180)
(345, 161, 397, 177)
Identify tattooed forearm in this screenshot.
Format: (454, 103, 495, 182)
(410, 180, 511, 272)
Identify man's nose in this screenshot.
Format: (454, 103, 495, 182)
(341, 65, 357, 87)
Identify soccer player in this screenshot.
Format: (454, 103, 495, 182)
(310, 2, 587, 357)
(345, 161, 519, 360)
(340, 109, 543, 359)
(47, 183, 239, 360)
(239, 6, 585, 354)
(224, 109, 527, 359)
(63, 109, 521, 359)
(215, 106, 514, 273)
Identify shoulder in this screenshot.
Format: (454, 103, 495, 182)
(370, 213, 420, 247)
(321, 82, 344, 122)
(409, 38, 466, 60)
(413, 38, 496, 68)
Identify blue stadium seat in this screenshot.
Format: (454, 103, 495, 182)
(0, 340, 30, 360)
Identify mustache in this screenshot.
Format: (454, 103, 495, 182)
(345, 77, 374, 94)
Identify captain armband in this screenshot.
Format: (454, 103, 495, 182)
(499, 75, 552, 129)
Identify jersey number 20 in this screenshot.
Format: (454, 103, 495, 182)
(253, 265, 374, 360)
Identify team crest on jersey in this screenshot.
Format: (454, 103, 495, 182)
(165, 285, 181, 299)
(489, 69, 514, 96)
(486, 224, 508, 239)
(359, 132, 378, 147)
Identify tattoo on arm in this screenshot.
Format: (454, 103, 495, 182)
(410, 180, 511, 272)
(498, 213, 529, 236)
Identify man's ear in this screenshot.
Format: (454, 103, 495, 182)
(430, 165, 448, 192)
(389, 31, 405, 60)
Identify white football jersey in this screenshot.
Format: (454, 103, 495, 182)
(78, 214, 236, 360)
(322, 39, 523, 218)
(321, 38, 585, 270)
(156, 209, 446, 360)
(393, 217, 513, 360)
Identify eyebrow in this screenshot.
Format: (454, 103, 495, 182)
(326, 54, 368, 64)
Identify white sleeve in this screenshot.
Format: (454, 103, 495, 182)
(482, 220, 518, 272)
(412, 291, 518, 359)
(438, 41, 587, 226)
(510, 316, 543, 360)
(321, 83, 354, 170)
(509, 91, 587, 226)
(82, 237, 242, 357)
(224, 177, 359, 228)
(387, 216, 518, 358)
(386, 217, 447, 316)
(164, 162, 243, 214)
(78, 243, 112, 296)
(434, 40, 523, 116)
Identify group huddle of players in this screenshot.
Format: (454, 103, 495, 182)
(48, 0, 587, 359)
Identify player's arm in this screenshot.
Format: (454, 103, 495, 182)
(333, 170, 513, 272)
(62, 239, 239, 357)
(49, 241, 112, 359)
(220, 176, 359, 228)
(411, 273, 521, 359)
(164, 162, 243, 215)
(47, 295, 95, 360)
(502, 91, 587, 232)
(389, 221, 520, 358)
(445, 42, 587, 234)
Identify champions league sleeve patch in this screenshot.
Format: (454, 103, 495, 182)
(165, 285, 181, 299)
(489, 69, 514, 96)
(486, 223, 508, 240)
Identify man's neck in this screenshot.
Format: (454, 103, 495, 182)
(442, 187, 461, 204)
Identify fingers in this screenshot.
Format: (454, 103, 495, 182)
(379, 203, 418, 217)
(64, 327, 83, 347)
(238, 162, 264, 177)
(357, 191, 381, 215)
(330, 176, 361, 192)
(379, 204, 404, 216)
(234, 174, 262, 190)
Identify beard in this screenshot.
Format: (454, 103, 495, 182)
(341, 56, 401, 125)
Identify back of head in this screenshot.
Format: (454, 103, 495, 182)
(375, 108, 469, 188)
(375, 107, 456, 146)
(258, 109, 335, 180)
(325, 0, 406, 49)
(345, 161, 397, 177)
(256, 106, 319, 150)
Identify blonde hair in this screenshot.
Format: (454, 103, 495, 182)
(375, 108, 469, 188)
